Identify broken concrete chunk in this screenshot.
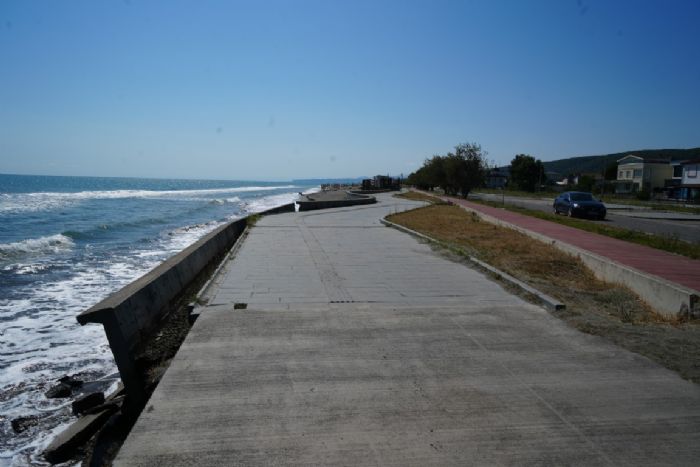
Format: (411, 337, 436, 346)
(11, 415, 40, 434)
(45, 374, 85, 399)
(59, 375, 84, 388)
(72, 392, 105, 416)
(84, 394, 125, 415)
(43, 408, 116, 464)
(45, 382, 72, 399)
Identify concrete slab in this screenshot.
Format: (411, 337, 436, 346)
(116, 194, 700, 465)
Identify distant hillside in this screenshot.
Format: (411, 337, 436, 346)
(542, 148, 700, 176)
(292, 177, 366, 185)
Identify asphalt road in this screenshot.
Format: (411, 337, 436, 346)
(473, 193, 700, 244)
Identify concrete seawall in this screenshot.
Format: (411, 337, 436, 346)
(297, 191, 376, 211)
(77, 203, 294, 402)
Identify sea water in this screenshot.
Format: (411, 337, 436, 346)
(0, 174, 317, 465)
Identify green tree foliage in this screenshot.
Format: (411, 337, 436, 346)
(509, 154, 546, 192)
(406, 142, 488, 197)
(604, 162, 618, 180)
(406, 155, 444, 191)
(576, 175, 596, 192)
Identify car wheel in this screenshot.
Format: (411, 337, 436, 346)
(567, 207, 574, 217)
(553, 206, 558, 215)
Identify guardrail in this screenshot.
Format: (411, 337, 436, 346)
(76, 204, 294, 403)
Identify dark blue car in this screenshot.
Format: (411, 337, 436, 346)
(553, 191, 606, 219)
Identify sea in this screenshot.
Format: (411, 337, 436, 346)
(0, 174, 319, 465)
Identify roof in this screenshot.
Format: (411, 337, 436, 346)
(617, 155, 671, 165)
(617, 155, 643, 163)
(680, 159, 700, 165)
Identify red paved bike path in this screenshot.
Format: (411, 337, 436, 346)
(438, 195, 700, 293)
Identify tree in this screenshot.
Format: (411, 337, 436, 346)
(576, 175, 596, 192)
(423, 155, 446, 191)
(604, 162, 618, 181)
(509, 154, 545, 192)
(406, 142, 488, 197)
(406, 155, 444, 191)
(446, 143, 488, 198)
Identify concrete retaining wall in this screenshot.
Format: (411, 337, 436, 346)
(77, 204, 295, 401)
(452, 203, 699, 318)
(298, 195, 376, 211)
(349, 189, 396, 195)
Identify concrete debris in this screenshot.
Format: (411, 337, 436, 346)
(72, 392, 105, 416)
(44, 408, 117, 464)
(11, 415, 40, 434)
(44, 382, 72, 399)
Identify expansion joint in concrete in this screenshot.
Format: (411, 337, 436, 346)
(298, 221, 353, 303)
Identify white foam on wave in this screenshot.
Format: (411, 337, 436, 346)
(302, 186, 322, 195)
(0, 254, 165, 463)
(0, 186, 298, 214)
(0, 234, 74, 262)
(161, 220, 225, 255)
(242, 192, 302, 214)
(2, 263, 52, 275)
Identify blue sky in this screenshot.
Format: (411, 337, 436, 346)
(1, 0, 699, 180)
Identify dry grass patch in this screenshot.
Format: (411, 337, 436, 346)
(389, 204, 603, 294)
(387, 204, 700, 382)
(394, 191, 442, 203)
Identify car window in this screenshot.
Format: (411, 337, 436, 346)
(570, 193, 593, 201)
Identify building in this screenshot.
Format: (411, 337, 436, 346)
(485, 166, 509, 188)
(677, 159, 700, 202)
(613, 155, 672, 194)
(361, 175, 401, 191)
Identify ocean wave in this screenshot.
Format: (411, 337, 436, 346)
(302, 186, 321, 195)
(0, 234, 74, 261)
(208, 196, 241, 206)
(0, 186, 297, 214)
(242, 192, 301, 214)
(60, 217, 173, 241)
(2, 263, 53, 275)
(0, 258, 134, 462)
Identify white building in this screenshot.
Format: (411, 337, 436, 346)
(614, 155, 672, 194)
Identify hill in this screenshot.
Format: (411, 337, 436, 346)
(292, 177, 366, 185)
(542, 148, 700, 176)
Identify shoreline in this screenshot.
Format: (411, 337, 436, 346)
(1, 181, 320, 465)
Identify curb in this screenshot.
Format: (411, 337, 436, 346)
(610, 212, 700, 221)
(380, 217, 565, 312)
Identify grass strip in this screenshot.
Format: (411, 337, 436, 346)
(387, 204, 700, 383)
(473, 198, 700, 259)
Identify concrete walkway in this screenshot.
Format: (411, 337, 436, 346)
(444, 195, 700, 293)
(116, 194, 700, 466)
